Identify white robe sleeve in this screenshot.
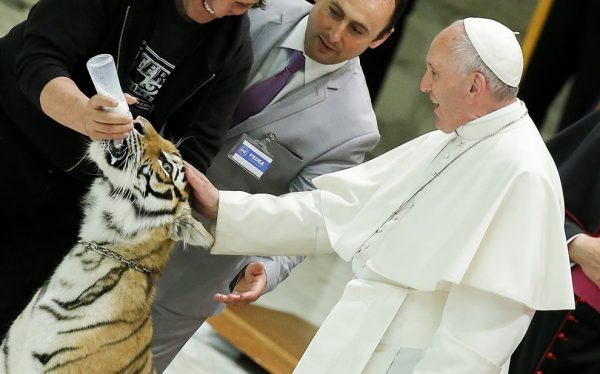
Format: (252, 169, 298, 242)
(412, 285, 534, 373)
(211, 190, 333, 256)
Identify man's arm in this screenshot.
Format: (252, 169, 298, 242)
(232, 132, 380, 302)
(40, 77, 135, 140)
(221, 114, 380, 304)
(185, 162, 332, 257)
(569, 234, 600, 288)
(15, 0, 130, 136)
(214, 134, 379, 306)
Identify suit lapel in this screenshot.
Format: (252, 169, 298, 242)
(227, 78, 325, 137)
(227, 59, 355, 138)
(247, 17, 284, 78)
(247, 6, 309, 78)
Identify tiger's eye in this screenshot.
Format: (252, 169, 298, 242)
(162, 162, 173, 174)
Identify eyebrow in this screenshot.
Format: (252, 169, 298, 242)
(331, 0, 371, 34)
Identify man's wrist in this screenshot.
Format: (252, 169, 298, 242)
(568, 234, 592, 263)
(229, 264, 248, 292)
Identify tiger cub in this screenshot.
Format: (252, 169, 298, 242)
(0, 116, 213, 374)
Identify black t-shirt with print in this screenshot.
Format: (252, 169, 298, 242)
(125, 0, 213, 114)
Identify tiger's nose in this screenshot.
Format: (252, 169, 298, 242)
(133, 120, 144, 134)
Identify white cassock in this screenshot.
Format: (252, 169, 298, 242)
(211, 100, 574, 373)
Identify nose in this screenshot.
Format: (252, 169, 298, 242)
(133, 120, 144, 134)
(226, 3, 251, 16)
(330, 23, 345, 43)
(230, 7, 247, 16)
(419, 72, 431, 93)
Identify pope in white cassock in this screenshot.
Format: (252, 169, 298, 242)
(184, 18, 575, 373)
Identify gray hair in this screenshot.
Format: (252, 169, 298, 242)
(451, 20, 519, 102)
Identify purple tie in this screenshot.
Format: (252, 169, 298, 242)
(232, 50, 305, 125)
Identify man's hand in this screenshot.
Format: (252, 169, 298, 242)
(39, 77, 136, 139)
(569, 234, 600, 288)
(214, 262, 267, 307)
(83, 93, 137, 140)
(183, 161, 220, 221)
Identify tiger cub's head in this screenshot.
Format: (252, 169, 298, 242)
(86, 116, 213, 247)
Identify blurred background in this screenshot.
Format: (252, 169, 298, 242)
(1, 0, 588, 373)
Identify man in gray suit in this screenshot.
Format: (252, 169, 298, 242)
(151, 0, 406, 371)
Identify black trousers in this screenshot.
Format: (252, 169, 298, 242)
(0, 109, 86, 338)
(509, 296, 600, 374)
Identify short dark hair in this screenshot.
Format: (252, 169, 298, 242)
(376, 0, 407, 40)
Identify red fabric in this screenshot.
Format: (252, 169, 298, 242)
(572, 264, 600, 313)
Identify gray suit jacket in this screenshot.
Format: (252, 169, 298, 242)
(154, 0, 379, 317)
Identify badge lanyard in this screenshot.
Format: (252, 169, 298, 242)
(227, 133, 276, 179)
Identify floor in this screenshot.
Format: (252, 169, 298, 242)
(165, 253, 351, 374)
(1, 0, 567, 373)
(163, 324, 269, 374)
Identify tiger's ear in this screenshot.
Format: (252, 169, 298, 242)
(171, 213, 215, 248)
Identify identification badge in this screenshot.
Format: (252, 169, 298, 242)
(228, 134, 275, 179)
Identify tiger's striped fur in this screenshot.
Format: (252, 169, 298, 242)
(0, 117, 213, 373)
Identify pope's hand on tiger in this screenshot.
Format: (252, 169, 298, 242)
(184, 161, 220, 221)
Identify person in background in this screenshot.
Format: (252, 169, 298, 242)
(509, 110, 600, 374)
(305, 0, 417, 104)
(151, 0, 407, 371)
(181, 17, 574, 373)
(519, 0, 599, 133)
(0, 0, 261, 337)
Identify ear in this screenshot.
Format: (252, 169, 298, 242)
(368, 28, 394, 49)
(171, 209, 215, 248)
(467, 71, 486, 104)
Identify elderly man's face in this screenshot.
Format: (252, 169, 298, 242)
(304, 0, 395, 65)
(420, 25, 473, 133)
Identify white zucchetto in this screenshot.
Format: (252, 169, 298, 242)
(463, 17, 523, 87)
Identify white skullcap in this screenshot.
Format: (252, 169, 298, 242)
(463, 17, 523, 87)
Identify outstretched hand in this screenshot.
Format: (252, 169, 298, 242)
(214, 262, 267, 307)
(183, 161, 220, 221)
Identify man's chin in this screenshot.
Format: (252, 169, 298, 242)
(306, 41, 340, 65)
(435, 119, 455, 134)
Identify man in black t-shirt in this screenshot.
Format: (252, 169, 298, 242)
(0, 0, 263, 337)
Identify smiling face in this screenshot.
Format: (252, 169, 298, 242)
(304, 0, 395, 65)
(419, 24, 475, 133)
(179, 0, 259, 23)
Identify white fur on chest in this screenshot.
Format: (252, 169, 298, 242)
(80, 180, 176, 243)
